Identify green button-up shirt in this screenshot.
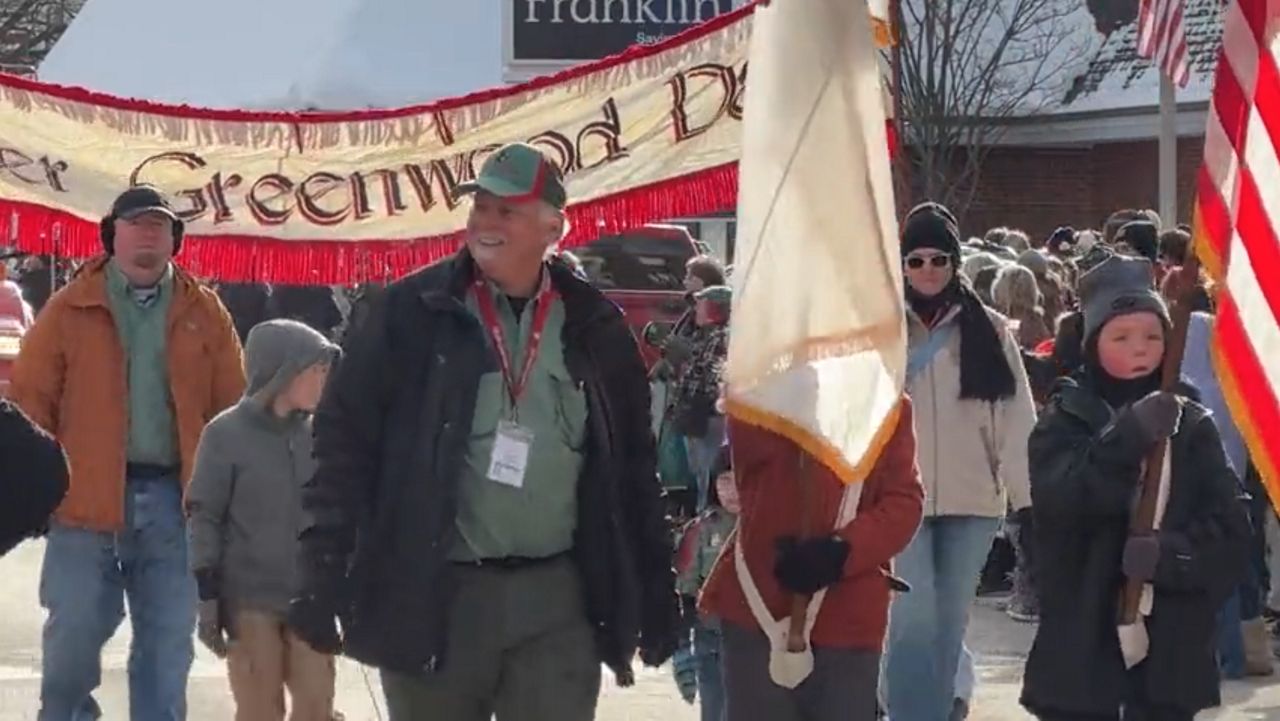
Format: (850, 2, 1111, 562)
(105, 261, 179, 467)
(450, 279, 589, 561)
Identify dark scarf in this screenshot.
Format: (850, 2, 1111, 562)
(908, 277, 1016, 402)
(1083, 338, 1161, 409)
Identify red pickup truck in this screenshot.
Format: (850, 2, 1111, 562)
(573, 224, 701, 369)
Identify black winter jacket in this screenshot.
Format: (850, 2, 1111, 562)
(216, 282, 272, 344)
(1020, 375, 1250, 717)
(267, 285, 343, 339)
(297, 252, 678, 684)
(0, 399, 67, 556)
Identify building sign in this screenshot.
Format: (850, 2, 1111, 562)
(510, 0, 737, 62)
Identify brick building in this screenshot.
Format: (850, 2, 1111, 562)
(963, 135, 1206, 241)
(956, 0, 1222, 241)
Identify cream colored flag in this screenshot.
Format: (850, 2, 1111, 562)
(726, 0, 906, 487)
(867, 0, 895, 46)
(725, 0, 905, 687)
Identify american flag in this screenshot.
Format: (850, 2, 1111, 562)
(1195, 0, 1280, 502)
(1136, 0, 1191, 88)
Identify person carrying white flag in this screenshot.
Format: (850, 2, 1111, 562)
(696, 1, 923, 719)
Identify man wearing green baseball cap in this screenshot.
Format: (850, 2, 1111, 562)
(291, 141, 679, 720)
(454, 142, 570, 299)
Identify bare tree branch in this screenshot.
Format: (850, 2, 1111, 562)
(897, 0, 1091, 222)
(0, 0, 84, 71)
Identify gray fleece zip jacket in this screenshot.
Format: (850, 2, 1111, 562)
(186, 319, 338, 614)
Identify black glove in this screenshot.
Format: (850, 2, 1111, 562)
(287, 594, 343, 655)
(1122, 534, 1161, 582)
(1112, 391, 1181, 456)
(773, 535, 851, 596)
(638, 586, 681, 669)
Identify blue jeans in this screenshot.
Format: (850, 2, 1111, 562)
(883, 516, 999, 721)
(1218, 591, 1245, 679)
(694, 623, 725, 721)
(38, 479, 197, 721)
(954, 643, 975, 702)
(684, 415, 726, 510)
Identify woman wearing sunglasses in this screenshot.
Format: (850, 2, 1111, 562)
(881, 202, 1038, 721)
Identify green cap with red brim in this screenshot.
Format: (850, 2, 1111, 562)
(454, 142, 567, 210)
(695, 285, 733, 307)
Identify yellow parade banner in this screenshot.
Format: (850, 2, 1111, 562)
(0, 6, 752, 282)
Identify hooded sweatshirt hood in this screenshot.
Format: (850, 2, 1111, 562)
(243, 319, 339, 406)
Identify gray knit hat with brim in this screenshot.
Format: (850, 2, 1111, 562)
(1079, 255, 1171, 344)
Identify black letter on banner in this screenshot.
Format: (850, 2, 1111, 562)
(348, 172, 374, 221)
(729, 62, 747, 120)
(368, 169, 409, 218)
(130, 151, 212, 221)
(668, 63, 737, 142)
(404, 160, 463, 214)
(576, 98, 630, 170)
(206, 172, 243, 224)
(297, 172, 352, 226)
(247, 174, 296, 226)
(529, 132, 576, 175)
(39, 157, 69, 192)
(0, 148, 40, 185)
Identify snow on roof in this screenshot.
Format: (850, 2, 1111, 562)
(37, 0, 503, 110)
(897, 0, 1101, 117)
(1055, 0, 1222, 114)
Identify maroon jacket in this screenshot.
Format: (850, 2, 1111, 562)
(700, 398, 924, 650)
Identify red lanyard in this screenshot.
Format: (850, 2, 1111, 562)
(472, 273, 558, 410)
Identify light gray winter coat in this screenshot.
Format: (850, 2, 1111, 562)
(186, 319, 338, 614)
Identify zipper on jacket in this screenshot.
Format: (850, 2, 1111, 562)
(929, 356, 940, 518)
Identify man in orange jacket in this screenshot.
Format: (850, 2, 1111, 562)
(700, 398, 924, 721)
(11, 186, 244, 721)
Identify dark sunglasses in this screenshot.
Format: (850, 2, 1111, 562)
(905, 255, 952, 270)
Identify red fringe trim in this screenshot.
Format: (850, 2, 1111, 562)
(2, 163, 738, 284)
(0, 2, 760, 125)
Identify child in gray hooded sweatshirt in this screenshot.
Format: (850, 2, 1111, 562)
(186, 318, 339, 721)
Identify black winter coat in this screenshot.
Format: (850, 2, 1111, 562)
(216, 282, 272, 343)
(0, 399, 67, 556)
(1020, 375, 1250, 717)
(297, 252, 678, 684)
(267, 284, 343, 339)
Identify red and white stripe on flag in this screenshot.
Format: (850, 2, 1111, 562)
(1137, 0, 1192, 87)
(1194, 0, 1280, 502)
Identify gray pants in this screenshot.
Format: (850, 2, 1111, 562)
(381, 557, 601, 721)
(722, 622, 880, 721)
(1267, 513, 1280, 611)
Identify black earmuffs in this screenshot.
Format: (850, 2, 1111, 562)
(100, 215, 185, 256)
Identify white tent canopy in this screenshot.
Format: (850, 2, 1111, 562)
(38, 0, 504, 110)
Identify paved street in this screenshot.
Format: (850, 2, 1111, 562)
(2, 539, 1280, 719)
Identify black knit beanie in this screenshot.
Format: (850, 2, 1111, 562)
(1114, 220, 1159, 264)
(902, 201, 962, 261)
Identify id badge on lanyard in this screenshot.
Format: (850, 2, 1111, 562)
(473, 273, 557, 489)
